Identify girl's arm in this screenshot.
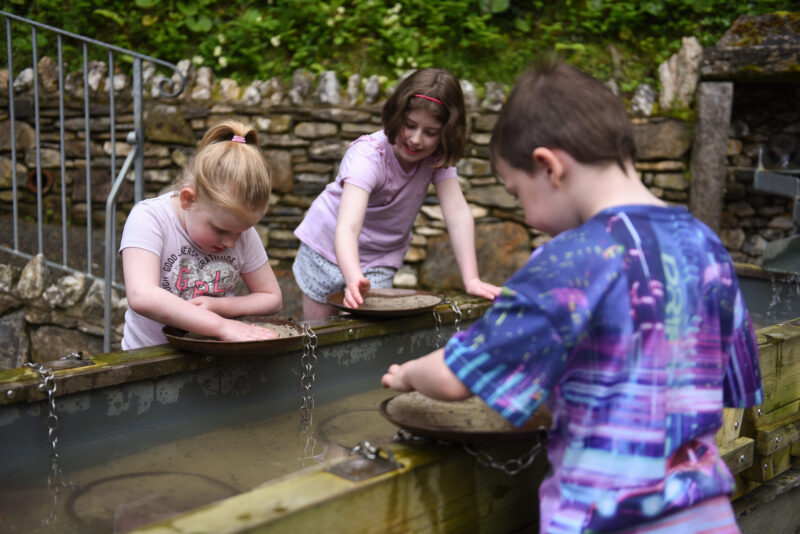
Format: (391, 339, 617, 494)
(435, 178, 502, 300)
(189, 262, 282, 317)
(381, 348, 472, 400)
(335, 182, 372, 307)
(122, 247, 277, 341)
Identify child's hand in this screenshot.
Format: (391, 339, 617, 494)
(343, 277, 371, 308)
(464, 278, 502, 300)
(218, 319, 278, 342)
(381, 363, 414, 392)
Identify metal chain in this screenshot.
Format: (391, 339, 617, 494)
(432, 307, 444, 347)
(432, 298, 462, 347)
(449, 299, 462, 332)
(23, 361, 63, 524)
(299, 323, 319, 461)
(462, 439, 543, 476)
(392, 429, 433, 444)
(394, 428, 542, 476)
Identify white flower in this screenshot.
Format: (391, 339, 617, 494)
(326, 17, 335, 27)
(213, 45, 222, 57)
(395, 57, 404, 67)
(192, 55, 204, 65)
(218, 56, 228, 68)
(217, 33, 226, 44)
(337, 6, 345, 15)
(270, 35, 281, 47)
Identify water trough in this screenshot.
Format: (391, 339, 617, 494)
(1, 269, 799, 533)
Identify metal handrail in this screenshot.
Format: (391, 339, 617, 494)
(104, 131, 140, 352)
(1, 10, 185, 351)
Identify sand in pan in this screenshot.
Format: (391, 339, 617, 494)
(184, 321, 301, 340)
(362, 294, 441, 309)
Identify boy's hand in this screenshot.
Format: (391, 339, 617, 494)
(343, 277, 371, 308)
(381, 363, 414, 392)
(464, 278, 502, 300)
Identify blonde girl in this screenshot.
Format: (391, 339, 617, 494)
(293, 68, 501, 320)
(120, 120, 282, 349)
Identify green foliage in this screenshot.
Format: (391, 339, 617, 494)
(1, 0, 791, 96)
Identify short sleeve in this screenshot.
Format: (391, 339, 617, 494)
(723, 291, 764, 408)
(237, 227, 269, 273)
(445, 284, 571, 427)
(119, 199, 166, 257)
(337, 137, 385, 194)
(431, 165, 458, 184)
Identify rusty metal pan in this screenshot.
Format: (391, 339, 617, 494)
(326, 288, 444, 318)
(163, 317, 304, 356)
(380, 392, 550, 444)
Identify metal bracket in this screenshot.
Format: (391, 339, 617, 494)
(325, 441, 402, 482)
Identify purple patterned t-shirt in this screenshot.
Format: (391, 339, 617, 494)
(444, 205, 763, 533)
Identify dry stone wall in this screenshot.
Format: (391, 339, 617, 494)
(0, 54, 788, 369)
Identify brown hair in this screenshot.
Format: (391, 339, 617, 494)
(175, 119, 272, 222)
(491, 57, 635, 174)
(382, 68, 467, 168)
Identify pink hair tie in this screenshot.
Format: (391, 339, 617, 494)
(231, 135, 246, 143)
(414, 93, 444, 105)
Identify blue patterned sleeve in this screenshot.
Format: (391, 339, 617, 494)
(444, 284, 571, 427)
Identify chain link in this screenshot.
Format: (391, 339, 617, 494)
(449, 299, 462, 332)
(432, 298, 462, 347)
(462, 439, 543, 476)
(432, 307, 444, 347)
(24, 361, 64, 524)
(299, 323, 319, 461)
(394, 429, 542, 477)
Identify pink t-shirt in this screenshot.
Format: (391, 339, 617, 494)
(294, 130, 457, 269)
(119, 192, 268, 349)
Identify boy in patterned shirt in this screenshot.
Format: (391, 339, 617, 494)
(381, 58, 763, 533)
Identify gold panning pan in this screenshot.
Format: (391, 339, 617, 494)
(380, 392, 550, 445)
(326, 288, 444, 318)
(163, 317, 305, 356)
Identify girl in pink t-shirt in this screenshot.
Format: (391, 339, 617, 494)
(120, 120, 282, 348)
(293, 68, 501, 320)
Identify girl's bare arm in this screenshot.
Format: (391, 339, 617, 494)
(189, 262, 282, 318)
(335, 183, 372, 307)
(435, 178, 501, 299)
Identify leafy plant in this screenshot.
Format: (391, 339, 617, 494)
(1, 0, 791, 97)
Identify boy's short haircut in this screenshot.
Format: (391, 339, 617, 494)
(491, 57, 636, 174)
(382, 68, 467, 168)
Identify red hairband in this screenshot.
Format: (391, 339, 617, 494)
(414, 94, 444, 105)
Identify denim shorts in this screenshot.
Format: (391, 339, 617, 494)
(292, 243, 396, 303)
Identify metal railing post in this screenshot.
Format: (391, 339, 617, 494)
(1, 10, 185, 352)
(133, 58, 144, 203)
